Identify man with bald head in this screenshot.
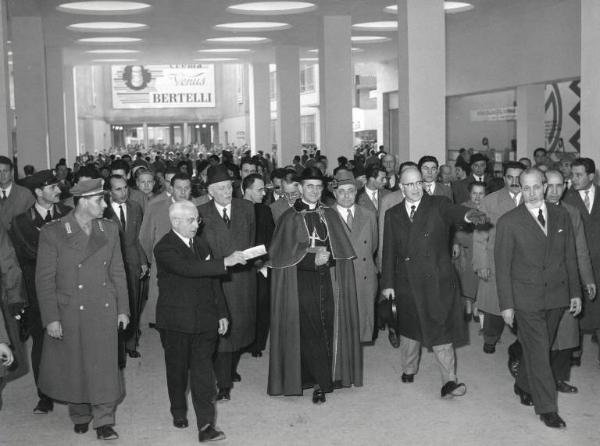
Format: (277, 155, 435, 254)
(382, 154, 399, 191)
(381, 167, 486, 398)
(495, 168, 581, 429)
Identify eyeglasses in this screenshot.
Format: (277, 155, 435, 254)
(401, 181, 423, 189)
(178, 217, 202, 225)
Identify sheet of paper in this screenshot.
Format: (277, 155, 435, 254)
(242, 244, 267, 260)
(258, 266, 268, 278)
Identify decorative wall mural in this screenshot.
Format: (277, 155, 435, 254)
(545, 80, 580, 153)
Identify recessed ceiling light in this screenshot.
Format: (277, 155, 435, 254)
(352, 21, 397, 31)
(197, 48, 252, 53)
(351, 35, 390, 43)
(92, 58, 137, 62)
(227, 2, 316, 15)
(385, 2, 474, 14)
(86, 49, 140, 53)
(309, 47, 363, 53)
(214, 22, 291, 32)
(58, 2, 151, 14)
(205, 36, 271, 44)
(68, 22, 148, 32)
(300, 57, 318, 62)
(195, 58, 240, 62)
(78, 36, 142, 43)
(7, 50, 12, 55)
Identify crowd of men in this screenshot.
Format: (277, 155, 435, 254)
(0, 144, 597, 442)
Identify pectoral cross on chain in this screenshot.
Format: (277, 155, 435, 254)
(308, 227, 319, 248)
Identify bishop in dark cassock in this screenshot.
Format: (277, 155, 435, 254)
(268, 167, 362, 404)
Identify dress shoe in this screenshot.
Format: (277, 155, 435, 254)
(441, 381, 467, 398)
(74, 422, 90, 434)
(173, 418, 189, 429)
(312, 389, 326, 404)
(96, 425, 119, 440)
(33, 397, 53, 414)
(401, 373, 414, 383)
(216, 388, 230, 402)
(388, 329, 400, 348)
(232, 372, 242, 382)
(539, 412, 566, 429)
(571, 356, 581, 367)
(556, 381, 578, 393)
(199, 424, 226, 442)
(513, 384, 533, 406)
(483, 343, 496, 354)
(251, 351, 262, 358)
(127, 349, 141, 358)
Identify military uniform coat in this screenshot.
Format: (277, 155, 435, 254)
(564, 186, 600, 331)
(197, 198, 256, 352)
(0, 183, 35, 231)
(473, 188, 520, 315)
(36, 212, 129, 404)
(381, 194, 469, 348)
(337, 204, 378, 342)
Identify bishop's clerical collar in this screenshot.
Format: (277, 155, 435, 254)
(294, 198, 321, 212)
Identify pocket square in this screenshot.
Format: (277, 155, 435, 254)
(558, 229, 564, 233)
(205, 254, 211, 260)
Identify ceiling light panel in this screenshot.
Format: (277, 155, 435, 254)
(58, 1, 151, 14)
(351, 36, 390, 43)
(78, 36, 142, 43)
(214, 22, 291, 31)
(68, 22, 148, 32)
(385, 2, 474, 14)
(92, 58, 137, 62)
(205, 36, 271, 44)
(197, 48, 252, 53)
(227, 2, 316, 15)
(86, 49, 140, 53)
(352, 21, 397, 31)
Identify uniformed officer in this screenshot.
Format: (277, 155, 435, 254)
(36, 179, 129, 440)
(9, 170, 71, 414)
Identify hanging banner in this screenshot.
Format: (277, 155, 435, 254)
(470, 106, 517, 122)
(111, 64, 216, 109)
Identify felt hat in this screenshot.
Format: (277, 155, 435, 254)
(469, 153, 487, 165)
(206, 164, 232, 186)
(70, 178, 105, 197)
(332, 170, 358, 188)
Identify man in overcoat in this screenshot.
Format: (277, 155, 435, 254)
(36, 179, 129, 440)
(9, 170, 71, 413)
(381, 167, 485, 397)
(197, 165, 256, 401)
(0, 155, 35, 232)
(495, 169, 581, 429)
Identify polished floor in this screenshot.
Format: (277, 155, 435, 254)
(1, 322, 599, 446)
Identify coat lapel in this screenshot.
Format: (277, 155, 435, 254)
(517, 205, 547, 241)
(352, 206, 367, 235)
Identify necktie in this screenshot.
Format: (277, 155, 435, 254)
(346, 209, 353, 231)
(119, 204, 126, 230)
(512, 193, 519, 206)
(409, 205, 416, 222)
(222, 207, 231, 226)
(189, 238, 193, 250)
(44, 209, 52, 223)
(1, 190, 6, 200)
(372, 191, 378, 209)
(425, 184, 432, 195)
(537, 209, 546, 228)
(584, 190, 591, 213)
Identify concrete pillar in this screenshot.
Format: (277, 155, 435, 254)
(182, 122, 189, 146)
(318, 16, 354, 166)
(580, 0, 600, 159)
(275, 45, 301, 166)
(143, 122, 149, 148)
(516, 84, 546, 160)
(46, 47, 67, 166)
(0, 0, 11, 160)
(63, 66, 78, 164)
(12, 16, 50, 169)
(249, 62, 271, 155)
(396, 0, 446, 162)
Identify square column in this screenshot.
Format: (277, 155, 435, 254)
(0, 0, 12, 159)
(249, 62, 271, 154)
(516, 84, 545, 159)
(396, 0, 446, 162)
(46, 47, 67, 165)
(275, 45, 301, 166)
(12, 16, 50, 169)
(580, 0, 600, 159)
(63, 66, 78, 164)
(318, 16, 354, 165)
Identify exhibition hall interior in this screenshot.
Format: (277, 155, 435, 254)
(1, 1, 599, 445)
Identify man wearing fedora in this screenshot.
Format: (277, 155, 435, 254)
(36, 179, 129, 440)
(197, 165, 256, 402)
(9, 170, 71, 414)
(267, 166, 362, 404)
(332, 170, 378, 343)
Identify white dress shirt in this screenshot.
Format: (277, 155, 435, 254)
(424, 182, 436, 195)
(336, 204, 355, 225)
(173, 229, 193, 248)
(0, 182, 13, 198)
(526, 202, 548, 235)
(35, 202, 53, 219)
(579, 184, 595, 213)
(405, 199, 421, 218)
(509, 191, 522, 206)
(214, 202, 232, 219)
(111, 201, 127, 224)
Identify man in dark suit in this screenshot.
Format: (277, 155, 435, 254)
(270, 178, 300, 224)
(104, 175, 148, 358)
(418, 156, 453, 200)
(381, 167, 486, 398)
(242, 173, 275, 357)
(232, 159, 257, 199)
(197, 165, 256, 401)
(356, 165, 389, 215)
(452, 153, 490, 204)
(0, 155, 36, 231)
(154, 200, 246, 442)
(495, 168, 581, 429)
(563, 157, 600, 365)
(9, 171, 71, 414)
